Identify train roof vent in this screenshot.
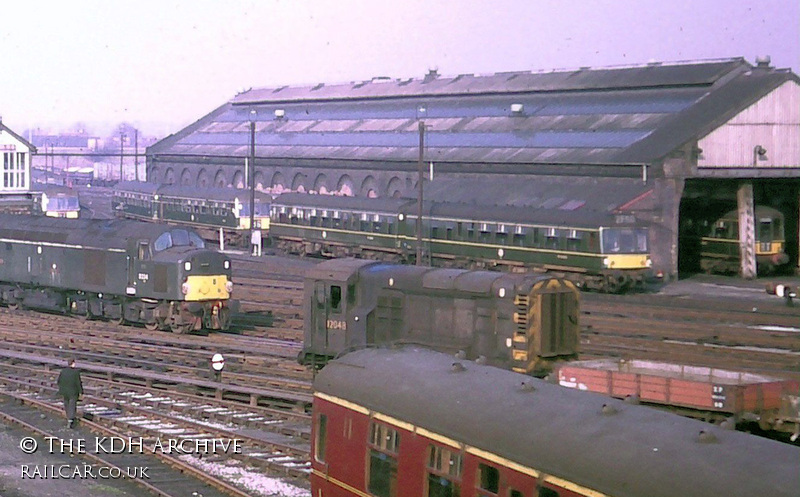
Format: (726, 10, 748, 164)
(697, 430, 718, 444)
(450, 362, 466, 373)
(475, 355, 487, 365)
(454, 350, 467, 360)
(518, 381, 535, 393)
(624, 394, 640, 405)
(601, 403, 618, 415)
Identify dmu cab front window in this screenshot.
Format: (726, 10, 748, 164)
(759, 217, 780, 242)
(600, 228, 647, 254)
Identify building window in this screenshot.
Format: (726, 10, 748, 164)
(509, 490, 523, 497)
(477, 463, 499, 495)
(368, 423, 399, 497)
(314, 414, 327, 463)
(427, 445, 462, 497)
(2, 152, 24, 189)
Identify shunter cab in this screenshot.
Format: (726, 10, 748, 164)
(303, 259, 369, 364)
(301, 258, 580, 375)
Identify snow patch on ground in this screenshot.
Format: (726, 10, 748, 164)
(178, 455, 310, 497)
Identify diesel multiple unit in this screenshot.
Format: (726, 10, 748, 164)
(699, 205, 789, 274)
(113, 181, 272, 246)
(0, 214, 233, 332)
(272, 193, 652, 292)
(301, 258, 580, 375)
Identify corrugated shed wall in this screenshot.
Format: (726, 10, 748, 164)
(698, 81, 800, 168)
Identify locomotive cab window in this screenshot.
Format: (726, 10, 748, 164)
(330, 285, 342, 312)
(138, 241, 151, 260)
(154, 233, 173, 252)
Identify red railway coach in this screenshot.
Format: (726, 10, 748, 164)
(311, 347, 800, 497)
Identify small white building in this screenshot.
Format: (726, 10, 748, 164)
(0, 118, 35, 193)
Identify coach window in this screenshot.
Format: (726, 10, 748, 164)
(427, 445, 462, 497)
(330, 285, 342, 313)
(477, 463, 499, 496)
(588, 232, 599, 252)
(479, 223, 492, 243)
(566, 230, 582, 252)
(367, 422, 399, 497)
(545, 228, 559, 250)
(314, 414, 328, 463)
(537, 486, 559, 497)
(513, 226, 526, 247)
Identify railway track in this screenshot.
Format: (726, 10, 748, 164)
(0, 391, 268, 497)
(580, 290, 800, 379)
(4, 250, 800, 494)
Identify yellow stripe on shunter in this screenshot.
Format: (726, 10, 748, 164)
(314, 392, 612, 497)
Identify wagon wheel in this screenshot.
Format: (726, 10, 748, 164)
(7, 302, 19, 311)
(144, 321, 160, 331)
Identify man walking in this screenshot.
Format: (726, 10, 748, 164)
(57, 358, 82, 428)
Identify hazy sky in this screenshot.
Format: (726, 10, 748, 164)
(1, 0, 797, 136)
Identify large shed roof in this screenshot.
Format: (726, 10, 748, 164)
(149, 58, 798, 167)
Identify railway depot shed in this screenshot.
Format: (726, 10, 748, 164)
(147, 57, 800, 279)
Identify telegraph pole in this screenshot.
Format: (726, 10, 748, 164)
(249, 110, 257, 251)
(119, 127, 126, 183)
(416, 120, 425, 265)
(134, 129, 139, 182)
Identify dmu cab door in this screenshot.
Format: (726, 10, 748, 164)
(312, 281, 348, 355)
